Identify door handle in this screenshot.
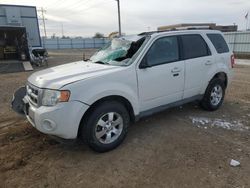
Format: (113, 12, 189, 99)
(171, 67, 181, 73)
(205, 60, 212, 65)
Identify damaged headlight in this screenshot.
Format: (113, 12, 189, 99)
(42, 89, 70, 106)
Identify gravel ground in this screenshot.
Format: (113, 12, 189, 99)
(0, 49, 250, 188)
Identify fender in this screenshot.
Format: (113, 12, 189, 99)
(62, 68, 140, 116)
(201, 67, 229, 94)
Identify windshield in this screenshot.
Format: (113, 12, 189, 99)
(90, 36, 147, 66)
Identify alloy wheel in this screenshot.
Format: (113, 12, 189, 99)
(95, 112, 123, 144)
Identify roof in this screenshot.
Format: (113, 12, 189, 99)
(139, 28, 222, 37)
(0, 4, 36, 8)
(116, 29, 222, 43)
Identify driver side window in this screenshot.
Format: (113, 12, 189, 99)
(146, 36, 179, 66)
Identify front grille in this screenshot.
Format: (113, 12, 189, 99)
(27, 84, 40, 106)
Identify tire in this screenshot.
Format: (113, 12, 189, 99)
(81, 101, 130, 152)
(201, 78, 226, 111)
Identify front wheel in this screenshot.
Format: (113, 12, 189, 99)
(201, 78, 226, 111)
(81, 101, 130, 152)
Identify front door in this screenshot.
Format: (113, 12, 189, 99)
(137, 36, 185, 111)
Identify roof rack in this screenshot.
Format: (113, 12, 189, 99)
(139, 26, 213, 36)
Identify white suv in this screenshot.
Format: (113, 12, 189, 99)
(12, 29, 234, 152)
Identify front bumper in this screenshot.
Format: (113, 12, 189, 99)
(23, 96, 89, 139)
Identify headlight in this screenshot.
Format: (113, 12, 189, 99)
(42, 89, 70, 106)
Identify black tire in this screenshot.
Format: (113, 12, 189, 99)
(201, 78, 226, 111)
(81, 101, 130, 152)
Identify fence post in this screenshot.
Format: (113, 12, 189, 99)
(57, 38, 59, 49)
(233, 32, 236, 53)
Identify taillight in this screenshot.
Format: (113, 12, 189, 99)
(231, 54, 235, 68)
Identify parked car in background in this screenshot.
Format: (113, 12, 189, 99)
(12, 29, 234, 152)
(29, 47, 48, 67)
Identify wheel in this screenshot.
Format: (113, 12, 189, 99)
(81, 101, 130, 152)
(201, 78, 225, 111)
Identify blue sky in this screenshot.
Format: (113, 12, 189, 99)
(1, 0, 250, 37)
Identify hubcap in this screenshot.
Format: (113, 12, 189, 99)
(210, 85, 223, 106)
(95, 112, 123, 144)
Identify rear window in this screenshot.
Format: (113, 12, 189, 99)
(207, 34, 229, 54)
(181, 34, 211, 59)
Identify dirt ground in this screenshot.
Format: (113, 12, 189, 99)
(0, 50, 250, 188)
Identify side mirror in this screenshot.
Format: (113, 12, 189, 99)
(139, 57, 151, 69)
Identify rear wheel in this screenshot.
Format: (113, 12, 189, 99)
(201, 78, 225, 111)
(81, 101, 130, 152)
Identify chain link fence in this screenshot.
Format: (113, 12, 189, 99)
(224, 31, 250, 55)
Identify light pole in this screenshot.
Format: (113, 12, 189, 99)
(116, 0, 122, 36)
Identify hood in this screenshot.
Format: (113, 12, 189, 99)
(28, 61, 121, 89)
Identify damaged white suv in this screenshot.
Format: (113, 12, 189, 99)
(12, 30, 234, 152)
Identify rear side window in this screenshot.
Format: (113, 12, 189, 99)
(181, 34, 211, 59)
(207, 34, 229, 54)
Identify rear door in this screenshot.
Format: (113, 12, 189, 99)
(180, 34, 214, 99)
(137, 36, 185, 111)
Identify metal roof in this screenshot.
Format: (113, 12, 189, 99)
(0, 4, 36, 8)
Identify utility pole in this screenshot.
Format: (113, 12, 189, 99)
(61, 23, 64, 38)
(245, 12, 249, 31)
(38, 7, 47, 38)
(116, 0, 122, 36)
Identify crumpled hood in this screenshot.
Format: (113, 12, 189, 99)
(28, 61, 121, 89)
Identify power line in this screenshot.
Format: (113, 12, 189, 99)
(44, 0, 66, 9)
(46, 0, 93, 12)
(63, 0, 110, 12)
(53, 0, 113, 19)
(66, 0, 92, 10)
(38, 0, 119, 37)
